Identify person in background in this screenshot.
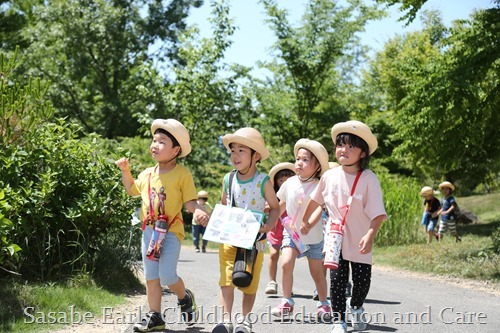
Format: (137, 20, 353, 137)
(437, 181, 462, 242)
(193, 190, 213, 253)
(419, 186, 441, 243)
(265, 162, 296, 295)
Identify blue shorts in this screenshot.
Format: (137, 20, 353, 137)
(421, 212, 438, 232)
(282, 234, 324, 260)
(142, 227, 181, 286)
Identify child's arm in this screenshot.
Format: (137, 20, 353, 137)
(260, 180, 279, 233)
(300, 204, 323, 235)
(359, 214, 386, 254)
(302, 198, 321, 229)
(185, 200, 209, 227)
(115, 157, 135, 196)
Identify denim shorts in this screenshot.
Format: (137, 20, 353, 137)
(421, 212, 438, 231)
(142, 226, 181, 286)
(281, 234, 324, 260)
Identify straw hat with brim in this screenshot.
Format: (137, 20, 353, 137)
(439, 181, 455, 191)
(294, 139, 330, 176)
(331, 120, 378, 155)
(269, 162, 296, 185)
(329, 162, 340, 169)
(151, 119, 191, 157)
(197, 190, 209, 198)
(420, 186, 433, 196)
(222, 127, 270, 161)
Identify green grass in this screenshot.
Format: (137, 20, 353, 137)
(0, 271, 144, 333)
(374, 191, 500, 285)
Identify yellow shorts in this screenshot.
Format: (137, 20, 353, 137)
(218, 242, 264, 295)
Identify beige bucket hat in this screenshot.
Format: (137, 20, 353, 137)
(331, 120, 378, 155)
(420, 186, 433, 196)
(222, 127, 270, 161)
(439, 181, 455, 191)
(151, 119, 191, 157)
(294, 139, 330, 176)
(269, 162, 296, 185)
(197, 190, 209, 199)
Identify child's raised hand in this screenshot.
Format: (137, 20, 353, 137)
(115, 157, 130, 171)
(194, 209, 209, 227)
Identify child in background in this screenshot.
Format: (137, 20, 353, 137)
(193, 190, 213, 253)
(420, 186, 440, 243)
(115, 119, 209, 332)
(303, 120, 387, 333)
(212, 127, 280, 333)
(265, 162, 296, 295)
(437, 181, 462, 242)
(271, 139, 331, 320)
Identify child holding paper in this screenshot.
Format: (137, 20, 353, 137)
(212, 127, 279, 333)
(271, 139, 331, 320)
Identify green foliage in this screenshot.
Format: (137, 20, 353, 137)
(257, 0, 385, 149)
(362, 9, 500, 190)
(377, 170, 422, 246)
(491, 228, 500, 255)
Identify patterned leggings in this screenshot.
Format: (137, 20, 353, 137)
(330, 253, 372, 322)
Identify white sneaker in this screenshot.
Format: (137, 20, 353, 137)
(351, 306, 367, 330)
(331, 320, 347, 333)
(265, 280, 278, 294)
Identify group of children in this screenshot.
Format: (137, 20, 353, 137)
(115, 118, 388, 333)
(419, 181, 461, 243)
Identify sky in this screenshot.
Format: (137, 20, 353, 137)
(187, 0, 494, 76)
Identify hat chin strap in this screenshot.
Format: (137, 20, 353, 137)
(238, 159, 253, 176)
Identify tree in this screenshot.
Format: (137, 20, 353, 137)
(363, 9, 500, 190)
(17, 0, 202, 138)
(255, 0, 384, 153)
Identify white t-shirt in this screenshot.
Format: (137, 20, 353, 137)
(311, 167, 387, 264)
(277, 175, 323, 244)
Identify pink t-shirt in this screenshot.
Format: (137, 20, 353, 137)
(310, 167, 387, 264)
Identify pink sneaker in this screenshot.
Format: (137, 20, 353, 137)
(271, 299, 294, 317)
(317, 303, 332, 321)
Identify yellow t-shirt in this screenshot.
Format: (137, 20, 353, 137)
(130, 164, 197, 241)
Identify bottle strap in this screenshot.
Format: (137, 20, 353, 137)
(340, 170, 363, 227)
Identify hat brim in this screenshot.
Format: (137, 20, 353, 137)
(222, 134, 270, 161)
(331, 122, 378, 155)
(269, 162, 296, 184)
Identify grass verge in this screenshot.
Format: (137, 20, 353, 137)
(374, 191, 500, 287)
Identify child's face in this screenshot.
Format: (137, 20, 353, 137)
(229, 143, 260, 171)
(335, 141, 366, 167)
(295, 148, 320, 179)
(276, 174, 292, 188)
(423, 194, 434, 200)
(150, 132, 180, 163)
(441, 187, 451, 196)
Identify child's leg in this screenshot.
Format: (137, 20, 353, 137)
(308, 258, 328, 301)
(280, 246, 299, 299)
(242, 293, 256, 316)
(201, 226, 208, 249)
(447, 219, 461, 241)
(330, 255, 350, 322)
(437, 219, 447, 240)
(146, 279, 163, 313)
(349, 262, 372, 309)
(192, 224, 200, 249)
(268, 245, 280, 282)
(220, 286, 235, 323)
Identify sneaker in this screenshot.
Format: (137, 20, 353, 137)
(195, 247, 200, 253)
(202, 246, 206, 253)
(212, 322, 233, 333)
(312, 288, 319, 300)
(234, 320, 252, 333)
(351, 306, 367, 330)
(265, 281, 278, 294)
(345, 281, 352, 297)
(271, 298, 294, 317)
(317, 302, 332, 321)
(133, 311, 165, 332)
(178, 289, 198, 325)
(331, 320, 348, 333)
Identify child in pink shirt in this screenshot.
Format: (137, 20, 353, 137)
(303, 120, 387, 333)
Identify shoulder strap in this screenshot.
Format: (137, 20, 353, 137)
(228, 169, 237, 207)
